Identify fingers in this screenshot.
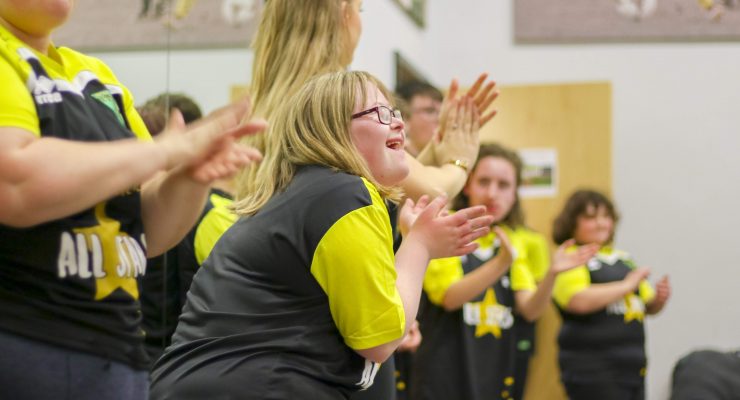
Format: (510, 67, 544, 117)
(419, 194, 448, 220)
(474, 81, 496, 107)
(446, 78, 460, 102)
(462, 97, 475, 135)
(466, 73, 488, 99)
(232, 118, 268, 138)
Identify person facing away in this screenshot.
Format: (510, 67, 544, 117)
(149, 70, 494, 400)
(551, 189, 671, 400)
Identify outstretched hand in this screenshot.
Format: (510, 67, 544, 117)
(156, 97, 266, 183)
(550, 239, 601, 275)
(432, 96, 480, 169)
(400, 195, 494, 259)
(652, 275, 671, 308)
(437, 73, 498, 141)
(490, 226, 515, 271)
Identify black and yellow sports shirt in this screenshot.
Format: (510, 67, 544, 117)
(150, 166, 405, 399)
(553, 247, 655, 385)
(0, 24, 151, 369)
(411, 227, 536, 400)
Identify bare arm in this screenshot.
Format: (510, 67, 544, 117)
(400, 152, 468, 200)
(436, 226, 512, 311)
(0, 127, 167, 227)
(565, 267, 650, 315)
(141, 104, 265, 256)
(356, 196, 492, 363)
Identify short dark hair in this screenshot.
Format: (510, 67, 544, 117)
(395, 81, 443, 104)
(552, 189, 620, 245)
(453, 143, 525, 228)
(137, 93, 203, 136)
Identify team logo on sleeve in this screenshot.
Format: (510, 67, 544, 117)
(56, 203, 146, 300)
(463, 288, 513, 338)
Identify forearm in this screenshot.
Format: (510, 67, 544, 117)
(442, 258, 509, 311)
(415, 140, 439, 166)
(141, 168, 210, 257)
(0, 134, 166, 227)
(565, 281, 632, 315)
(400, 152, 467, 201)
(357, 235, 430, 363)
(515, 273, 556, 322)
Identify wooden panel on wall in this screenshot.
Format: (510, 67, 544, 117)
(479, 81, 612, 400)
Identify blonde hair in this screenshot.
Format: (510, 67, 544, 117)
(233, 71, 400, 216)
(236, 0, 352, 201)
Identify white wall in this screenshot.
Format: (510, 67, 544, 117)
(92, 1, 740, 399)
(423, 2, 740, 399)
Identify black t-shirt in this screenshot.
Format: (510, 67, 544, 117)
(151, 166, 405, 399)
(0, 42, 149, 369)
(557, 257, 648, 385)
(411, 246, 517, 400)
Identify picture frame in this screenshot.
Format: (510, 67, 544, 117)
(515, 0, 740, 42)
(54, 0, 262, 51)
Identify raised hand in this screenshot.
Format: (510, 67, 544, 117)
(491, 226, 514, 270)
(437, 73, 498, 141)
(432, 96, 480, 169)
(404, 195, 494, 259)
(652, 275, 671, 308)
(156, 97, 266, 183)
(550, 239, 601, 275)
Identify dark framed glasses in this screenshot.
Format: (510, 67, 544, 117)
(351, 105, 403, 125)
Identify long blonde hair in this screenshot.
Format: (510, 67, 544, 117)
(233, 71, 400, 216)
(236, 0, 352, 201)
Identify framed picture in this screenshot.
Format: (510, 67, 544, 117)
(515, 0, 740, 42)
(54, 0, 262, 51)
(518, 148, 558, 198)
(392, 0, 427, 28)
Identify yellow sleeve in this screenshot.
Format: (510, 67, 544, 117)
(423, 257, 464, 305)
(524, 231, 551, 282)
(310, 201, 404, 351)
(194, 194, 237, 265)
(509, 230, 540, 292)
(552, 265, 591, 308)
(0, 55, 40, 136)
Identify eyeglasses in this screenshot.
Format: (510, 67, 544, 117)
(351, 105, 403, 125)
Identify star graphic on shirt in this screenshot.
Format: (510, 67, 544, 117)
(623, 293, 645, 323)
(74, 203, 141, 300)
(474, 288, 502, 338)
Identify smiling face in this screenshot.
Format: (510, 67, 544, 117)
(349, 84, 409, 187)
(463, 156, 518, 223)
(574, 203, 615, 246)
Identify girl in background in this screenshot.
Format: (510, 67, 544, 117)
(411, 143, 598, 400)
(552, 189, 671, 400)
